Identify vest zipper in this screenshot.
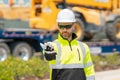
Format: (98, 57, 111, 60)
(77, 48, 80, 61)
(69, 42, 72, 51)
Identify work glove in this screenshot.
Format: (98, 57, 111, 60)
(40, 42, 56, 61)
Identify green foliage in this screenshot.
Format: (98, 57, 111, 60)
(0, 56, 49, 80)
(1, 53, 120, 80)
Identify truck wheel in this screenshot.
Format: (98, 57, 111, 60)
(0, 43, 10, 61)
(106, 18, 120, 41)
(11, 42, 33, 61)
(75, 18, 85, 40)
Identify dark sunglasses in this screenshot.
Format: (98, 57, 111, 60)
(58, 24, 73, 29)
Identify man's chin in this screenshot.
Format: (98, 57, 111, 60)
(62, 36, 69, 39)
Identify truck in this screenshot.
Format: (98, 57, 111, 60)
(0, 19, 53, 62)
(30, 0, 120, 41)
(0, 0, 53, 61)
(86, 41, 120, 54)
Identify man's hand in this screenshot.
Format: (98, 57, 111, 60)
(40, 42, 56, 61)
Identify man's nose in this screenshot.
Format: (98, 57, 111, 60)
(63, 28, 67, 31)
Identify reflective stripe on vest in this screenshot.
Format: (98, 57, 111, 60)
(50, 63, 84, 69)
(51, 40, 86, 69)
(86, 75, 95, 80)
(78, 41, 86, 59)
(78, 41, 93, 68)
(54, 40, 61, 65)
(84, 62, 93, 68)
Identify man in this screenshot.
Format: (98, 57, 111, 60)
(41, 9, 95, 80)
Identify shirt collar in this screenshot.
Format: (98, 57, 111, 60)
(58, 33, 77, 44)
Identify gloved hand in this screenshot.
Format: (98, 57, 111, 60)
(40, 42, 56, 61)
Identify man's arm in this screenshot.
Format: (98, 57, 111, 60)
(83, 43, 95, 80)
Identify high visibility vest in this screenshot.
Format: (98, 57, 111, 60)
(48, 34, 95, 80)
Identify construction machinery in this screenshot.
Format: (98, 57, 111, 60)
(30, 0, 60, 31)
(0, 0, 30, 20)
(30, 0, 83, 40)
(0, 0, 52, 61)
(30, 0, 120, 41)
(0, 0, 120, 61)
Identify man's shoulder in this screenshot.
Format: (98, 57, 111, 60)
(52, 39, 58, 42)
(51, 39, 59, 46)
(77, 41, 89, 49)
(52, 39, 59, 44)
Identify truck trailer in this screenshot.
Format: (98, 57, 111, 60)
(0, 19, 52, 61)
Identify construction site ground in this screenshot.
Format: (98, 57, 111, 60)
(95, 69, 120, 80)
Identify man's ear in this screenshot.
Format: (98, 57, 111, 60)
(72, 23, 76, 30)
(57, 24, 60, 31)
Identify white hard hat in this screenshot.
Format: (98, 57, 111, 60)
(56, 9, 76, 22)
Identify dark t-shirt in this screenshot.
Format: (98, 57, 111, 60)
(52, 68, 86, 80)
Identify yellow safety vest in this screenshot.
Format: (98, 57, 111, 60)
(48, 34, 95, 80)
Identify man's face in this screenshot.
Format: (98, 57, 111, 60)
(58, 22, 75, 40)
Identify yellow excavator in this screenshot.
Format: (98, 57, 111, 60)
(0, 0, 120, 41)
(30, 0, 60, 31)
(24, 0, 120, 41)
(0, 0, 30, 20)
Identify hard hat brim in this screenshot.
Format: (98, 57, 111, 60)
(57, 19, 76, 22)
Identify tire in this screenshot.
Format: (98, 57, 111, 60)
(0, 43, 10, 61)
(11, 42, 33, 61)
(106, 18, 120, 41)
(75, 18, 85, 40)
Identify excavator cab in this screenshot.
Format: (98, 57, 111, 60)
(34, 1, 42, 16)
(30, 0, 60, 31)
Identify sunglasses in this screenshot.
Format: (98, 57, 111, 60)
(58, 24, 73, 29)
